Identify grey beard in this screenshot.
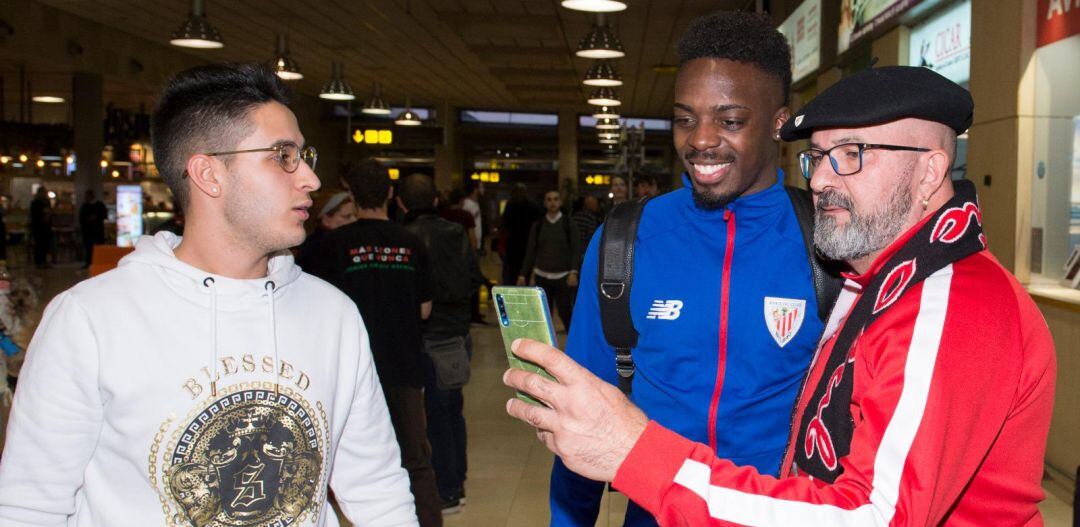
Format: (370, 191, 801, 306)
(813, 179, 913, 262)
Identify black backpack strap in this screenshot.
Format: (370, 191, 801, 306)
(784, 186, 843, 322)
(598, 199, 647, 395)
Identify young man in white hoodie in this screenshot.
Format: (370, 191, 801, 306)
(0, 63, 418, 526)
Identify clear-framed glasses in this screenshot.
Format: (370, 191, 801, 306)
(205, 142, 318, 173)
(797, 143, 930, 180)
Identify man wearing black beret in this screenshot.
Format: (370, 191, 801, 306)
(502, 66, 1057, 526)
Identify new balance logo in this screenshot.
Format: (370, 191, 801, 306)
(647, 300, 683, 320)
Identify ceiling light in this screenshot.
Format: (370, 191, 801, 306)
(320, 62, 355, 101)
(577, 14, 625, 59)
(600, 138, 619, 144)
(583, 60, 622, 87)
(598, 132, 620, 139)
(32, 96, 65, 103)
(587, 87, 621, 106)
(395, 99, 422, 126)
(362, 82, 391, 115)
(269, 34, 302, 80)
(561, 0, 628, 12)
(596, 118, 620, 130)
(169, 0, 224, 49)
(593, 106, 620, 119)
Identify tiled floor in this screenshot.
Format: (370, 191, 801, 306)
(4, 259, 1075, 527)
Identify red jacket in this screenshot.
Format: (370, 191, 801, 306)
(612, 221, 1057, 526)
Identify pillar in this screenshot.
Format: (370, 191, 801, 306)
(558, 109, 578, 195)
(72, 72, 104, 207)
(434, 101, 461, 192)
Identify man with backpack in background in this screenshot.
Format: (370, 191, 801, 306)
(517, 190, 580, 332)
(399, 174, 485, 514)
(547, 11, 841, 526)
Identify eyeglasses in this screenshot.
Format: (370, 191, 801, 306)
(797, 143, 930, 180)
(205, 142, 317, 173)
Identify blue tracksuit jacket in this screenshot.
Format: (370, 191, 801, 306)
(550, 173, 824, 526)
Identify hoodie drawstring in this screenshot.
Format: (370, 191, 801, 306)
(265, 280, 280, 396)
(203, 277, 219, 397)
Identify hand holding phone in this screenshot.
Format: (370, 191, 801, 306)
(492, 286, 558, 406)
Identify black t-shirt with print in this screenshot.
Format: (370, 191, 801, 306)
(313, 219, 433, 388)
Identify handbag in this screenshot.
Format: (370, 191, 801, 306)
(423, 335, 471, 390)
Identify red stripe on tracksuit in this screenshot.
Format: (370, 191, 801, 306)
(612, 251, 1056, 526)
(707, 210, 736, 451)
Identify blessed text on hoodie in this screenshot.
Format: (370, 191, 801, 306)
(0, 232, 418, 527)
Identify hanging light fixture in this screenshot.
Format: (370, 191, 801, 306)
(395, 98, 422, 126)
(319, 62, 355, 101)
(592, 105, 620, 119)
(587, 87, 621, 106)
(598, 132, 620, 140)
(32, 96, 65, 103)
(596, 117, 620, 130)
(268, 34, 302, 79)
(561, 0, 628, 12)
(600, 138, 619, 144)
(170, 0, 224, 49)
(269, 34, 302, 80)
(583, 60, 623, 87)
(362, 82, 392, 115)
(577, 14, 625, 59)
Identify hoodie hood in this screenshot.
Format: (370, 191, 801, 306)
(119, 232, 303, 311)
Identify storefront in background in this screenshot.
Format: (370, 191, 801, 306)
(1031, 0, 1080, 285)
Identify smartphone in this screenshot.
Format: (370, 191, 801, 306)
(492, 286, 559, 406)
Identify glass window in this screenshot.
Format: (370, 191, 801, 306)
(1029, 34, 1080, 284)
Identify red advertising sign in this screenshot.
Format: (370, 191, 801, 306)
(1038, 0, 1080, 48)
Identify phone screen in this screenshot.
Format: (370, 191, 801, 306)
(492, 286, 558, 406)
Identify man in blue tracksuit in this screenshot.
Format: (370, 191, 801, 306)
(549, 12, 828, 526)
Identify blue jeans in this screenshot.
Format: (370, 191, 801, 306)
(423, 334, 470, 499)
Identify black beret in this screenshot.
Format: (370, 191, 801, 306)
(780, 66, 973, 141)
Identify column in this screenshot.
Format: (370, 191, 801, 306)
(434, 101, 461, 191)
(72, 72, 104, 206)
(558, 109, 578, 193)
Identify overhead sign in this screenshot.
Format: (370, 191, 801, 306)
(1038, 0, 1080, 48)
(908, 0, 970, 85)
(778, 0, 822, 82)
(351, 129, 393, 145)
(838, 0, 925, 54)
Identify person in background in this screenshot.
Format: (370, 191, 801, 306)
(461, 180, 483, 253)
(294, 191, 356, 271)
(633, 173, 660, 200)
(439, 188, 477, 249)
(399, 173, 484, 515)
(0, 62, 417, 526)
(571, 195, 603, 269)
(29, 186, 52, 269)
(314, 161, 442, 526)
(517, 190, 580, 331)
(78, 190, 107, 269)
(499, 183, 542, 286)
(609, 175, 629, 207)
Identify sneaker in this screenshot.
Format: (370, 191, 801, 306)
(459, 490, 466, 506)
(441, 497, 463, 515)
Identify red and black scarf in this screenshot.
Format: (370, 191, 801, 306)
(793, 179, 986, 482)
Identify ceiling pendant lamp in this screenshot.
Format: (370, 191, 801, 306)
(587, 87, 621, 106)
(598, 132, 620, 139)
(583, 60, 622, 87)
(362, 82, 392, 115)
(561, 0, 628, 12)
(576, 14, 625, 59)
(395, 99, 422, 126)
(170, 0, 224, 49)
(269, 34, 302, 80)
(596, 117, 620, 130)
(319, 62, 355, 101)
(592, 105, 620, 119)
(599, 138, 619, 144)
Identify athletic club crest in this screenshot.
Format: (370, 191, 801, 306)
(764, 297, 806, 348)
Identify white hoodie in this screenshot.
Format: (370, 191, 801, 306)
(0, 232, 418, 527)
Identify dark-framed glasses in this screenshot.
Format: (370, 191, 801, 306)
(205, 142, 317, 173)
(797, 143, 930, 180)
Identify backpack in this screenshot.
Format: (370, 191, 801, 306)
(598, 186, 843, 395)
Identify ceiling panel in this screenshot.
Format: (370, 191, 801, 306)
(24, 0, 744, 117)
